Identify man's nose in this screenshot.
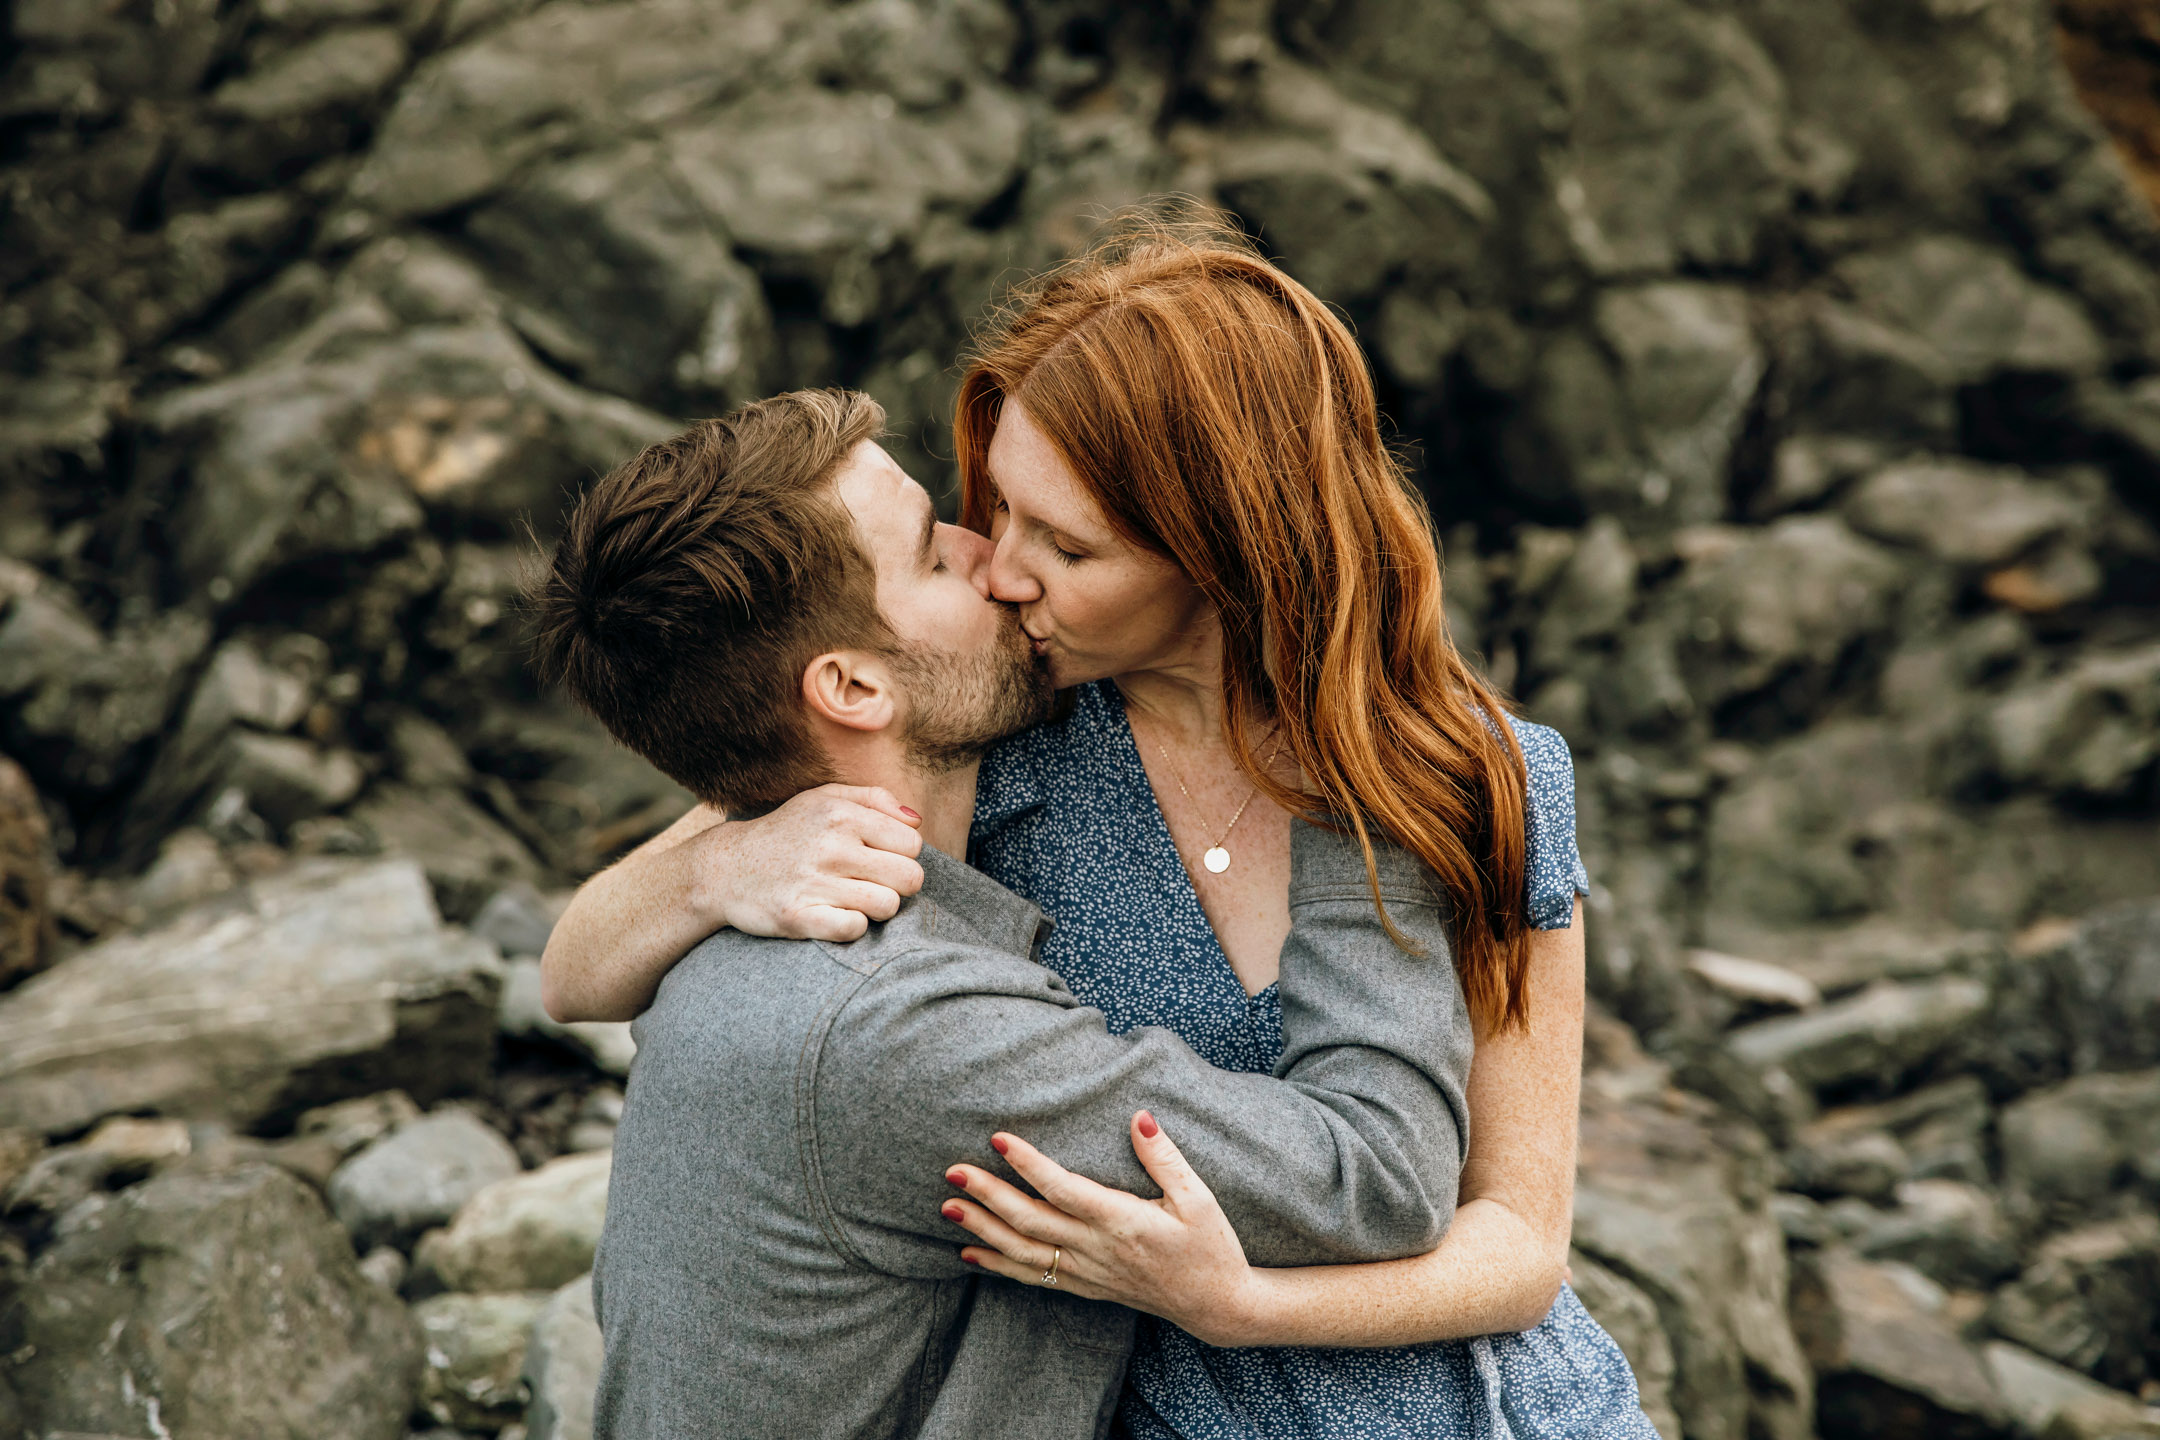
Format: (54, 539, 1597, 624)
(944, 524, 1001, 599)
(985, 529, 1041, 605)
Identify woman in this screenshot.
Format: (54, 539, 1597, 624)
(541, 213, 1655, 1439)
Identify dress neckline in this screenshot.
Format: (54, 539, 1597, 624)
(1098, 680, 1280, 1004)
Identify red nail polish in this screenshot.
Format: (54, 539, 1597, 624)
(899, 806, 921, 821)
(990, 1135, 1009, 1157)
(946, 1171, 968, 1189)
(961, 1253, 981, 1266)
(942, 1204, 965, 1223)
(1136, 1111, 1159, 1139)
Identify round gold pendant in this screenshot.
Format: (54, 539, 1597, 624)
(1203, 846, 1231, 874)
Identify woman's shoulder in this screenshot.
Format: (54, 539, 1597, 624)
(1505, 715, 1576, 801)
(1500, 714, 1590, 930)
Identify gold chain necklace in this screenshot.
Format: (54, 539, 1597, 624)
(1149, 730, 1283, 875)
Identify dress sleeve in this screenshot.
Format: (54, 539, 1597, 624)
(1509, 718, 1590, 930)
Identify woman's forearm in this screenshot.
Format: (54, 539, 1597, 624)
(539, 805, 731, 1023)
(1217, 1196, 1570, 1349)
(1216, 912, 1587, 1349)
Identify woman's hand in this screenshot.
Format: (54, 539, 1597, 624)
(707, 784, 927, 942)
(539, 785, 924, 1022)
(938, 1113, 1266, 1347)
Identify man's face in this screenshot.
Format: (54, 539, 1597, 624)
(832, 442, 1053, 770)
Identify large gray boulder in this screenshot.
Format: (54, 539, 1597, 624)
(415, 1148, 611, 1294)
(0, 857, 502, 1136)
(0, 755, 50, 993)
(463, 141, 774, 413)
(499, 955, 637, 1076)
(140, 242, 673, 607)
(349, 0, 1025, 331)
(1983, 645, 2160, 802)
(1987, 1212, 2160, 1395)
(350, 782, 545, 922)
(1568, 1249, 1682, 1440)
(0, 1162, 419, 1439)
(1789, 1247, 2008, 1440)
(1846, 458, 2096, 568)
(113, 637, 322, 860)
(1998, 1069, 2160, 1220)
(413, 1290, 550, 1431)
(1847, 1179, 2020, 1291)
(2046, 899, 2160, 1073)
(525, 1272, 602, 1440)
(1834, 235, 2109, 386)
(1983, 1342, 2160, 1440)
(1570, 1080, 1813, 1440)
(1727, 977, 1990, 1096)
(1787, 1076, 1994, 1202)
(328, 1106, 522, 1251)
(0, 570, 211, 795)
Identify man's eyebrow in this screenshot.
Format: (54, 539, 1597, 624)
(916, 493, 938, 566)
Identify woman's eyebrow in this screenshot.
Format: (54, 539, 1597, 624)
(916, 495, 938, 566)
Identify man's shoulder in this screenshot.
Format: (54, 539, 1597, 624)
(635, 927, 860, 1056)
(807, 927, 1083, 1085)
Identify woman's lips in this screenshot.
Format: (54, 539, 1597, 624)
(1025, 629, 1050, 656)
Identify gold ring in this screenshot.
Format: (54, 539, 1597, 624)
(1040, 1247, 1061, 1288)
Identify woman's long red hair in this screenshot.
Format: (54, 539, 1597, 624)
(955, 210, 1534, 1031)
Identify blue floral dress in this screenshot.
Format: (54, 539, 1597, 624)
(969, 681, 1658, 1440)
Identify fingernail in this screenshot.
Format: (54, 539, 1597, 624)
(990, 1135, 1009, 1157)
(1136, 1111, 1159, 1139)
(961, 1252, 981, 1266)
(899, 806, 921, 821)
(946, 1170, 968, 1189)
(942, 1203, 965, 1223)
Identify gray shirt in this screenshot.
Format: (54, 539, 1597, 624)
(592, 820, 1474, 1440)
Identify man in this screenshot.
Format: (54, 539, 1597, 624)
(529, 389, 1472, 1440)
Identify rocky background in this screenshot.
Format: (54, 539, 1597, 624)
(2, 0, 2160, 1436)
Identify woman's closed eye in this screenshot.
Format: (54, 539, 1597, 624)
(992, 491, 1088, 565)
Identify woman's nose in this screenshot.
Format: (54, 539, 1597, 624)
(985, 530, 1041, 605)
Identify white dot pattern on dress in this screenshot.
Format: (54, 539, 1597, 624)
(969, 684, 1657, 1440)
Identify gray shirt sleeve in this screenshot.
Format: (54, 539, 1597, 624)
(804, 822, 1473, 1279)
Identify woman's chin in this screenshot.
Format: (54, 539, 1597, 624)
(1045, 652, 1106, 690)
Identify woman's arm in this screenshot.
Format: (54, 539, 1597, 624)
(1217, 907, 1584, 1345)
(945, 904, 1584, 1347)
(539, 785, 926, 1023)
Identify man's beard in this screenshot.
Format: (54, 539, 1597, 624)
(893, 605, 1055, 774)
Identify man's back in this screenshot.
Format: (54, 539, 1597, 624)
(594, 856, 1134, 1440)
(594, 831, 1475, 1440)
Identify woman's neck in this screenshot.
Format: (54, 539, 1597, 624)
(1112, 621, 1228, 751)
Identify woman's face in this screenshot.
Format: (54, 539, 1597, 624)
(982, 399, 1214, 689)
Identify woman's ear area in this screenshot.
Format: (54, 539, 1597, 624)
(801, 650, 901, 733)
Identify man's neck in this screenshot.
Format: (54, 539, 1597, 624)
(818, 743, 979, 858)
(889, 761, 979, 859)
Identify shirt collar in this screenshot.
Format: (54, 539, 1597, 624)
(914, 844, 1053, 960)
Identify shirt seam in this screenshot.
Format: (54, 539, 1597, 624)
(794, 949, 884, 1272)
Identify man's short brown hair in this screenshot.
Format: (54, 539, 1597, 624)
(529, 389, 890, 814)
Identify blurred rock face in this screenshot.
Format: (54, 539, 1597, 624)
(1, 0, 2160, 1437)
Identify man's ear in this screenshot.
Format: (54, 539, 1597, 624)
(801, 650, 900, 734)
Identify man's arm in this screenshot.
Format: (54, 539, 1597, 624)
(809, 823, 1472, 1277)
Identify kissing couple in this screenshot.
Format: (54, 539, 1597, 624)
(530, 212, 1660, 1440)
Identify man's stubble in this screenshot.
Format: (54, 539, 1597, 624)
(895, 604, 1055, 774)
